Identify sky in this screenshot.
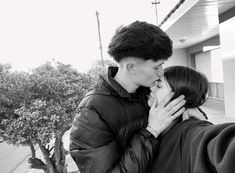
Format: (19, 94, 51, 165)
(0, 0, 156, 72)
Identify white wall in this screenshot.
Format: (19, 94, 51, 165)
(195, 51, 212, 82)
(195, 48, 224, 83)
(211, 48, 223, 83)
(164, 48, 188, 68)
(220, 16, 235, 118)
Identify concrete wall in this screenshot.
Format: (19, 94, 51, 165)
(164, 48, 188, 68)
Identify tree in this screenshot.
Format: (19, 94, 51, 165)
(0, 63, 39, 161)
(87, 59, 117, 84)
(1, 62, 93, 173)
(0, 63, 30, 140)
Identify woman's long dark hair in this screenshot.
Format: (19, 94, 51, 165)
(164, 66, 209, 109)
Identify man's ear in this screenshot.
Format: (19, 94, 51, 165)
(126, 63, 135, 73)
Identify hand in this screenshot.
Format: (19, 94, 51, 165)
(182, 108, 207, 121)
(147, 92, 186, 136)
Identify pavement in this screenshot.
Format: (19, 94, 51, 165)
(0, 142, 31, 173)
(12, 102, 235, 173)
(201, 98, 235, 124)
(201, 106, 235, 124)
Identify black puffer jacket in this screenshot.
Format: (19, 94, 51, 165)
(70, 67, 159, 173)
(151, 118, 235, 173)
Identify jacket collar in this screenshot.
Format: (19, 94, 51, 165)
(99, 66, 150, 107)
(101, 66, 134, 99)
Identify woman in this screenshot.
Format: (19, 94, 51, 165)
(149, 66, 235, 173)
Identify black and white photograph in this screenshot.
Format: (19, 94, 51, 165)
(1, 0, 235, 173)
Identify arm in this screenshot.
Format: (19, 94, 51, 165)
(182, 107, 207, 121)
(149, 119, 235, 173)
(202, 123, 235, 173)
(70, 107, 158, 173)
(182, 120, 235, 173)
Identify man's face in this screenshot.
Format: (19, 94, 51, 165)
(148, 76, 172, 107)
(133, 59, 165, 88)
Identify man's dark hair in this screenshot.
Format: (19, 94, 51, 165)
(108, 21, 173, 62)
(164, 66, 209, 109)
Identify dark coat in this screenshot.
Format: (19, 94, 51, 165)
(150, 118, 235, 173)
(70, 67, 158, 173)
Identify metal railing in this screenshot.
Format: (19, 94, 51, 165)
(208, 82, 224, 100)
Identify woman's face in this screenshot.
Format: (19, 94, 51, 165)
(148, 76, 172, 107)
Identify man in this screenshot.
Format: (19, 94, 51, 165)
(69, 21, 202, 173)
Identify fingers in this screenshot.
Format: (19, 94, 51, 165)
(148, 94, 186, 134)
(186, 108, 206, 120)
(167, 99, 186, 116)
(158, 92, 175, 108)
(154, 107, 185, 134)
(169, 107, 185, 121)
(165, 95, 185, 113)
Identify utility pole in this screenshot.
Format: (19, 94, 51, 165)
(152, 0, 160, 26)
(95, 11, 105, 67)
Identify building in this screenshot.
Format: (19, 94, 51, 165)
(157, 0, 235, 118)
